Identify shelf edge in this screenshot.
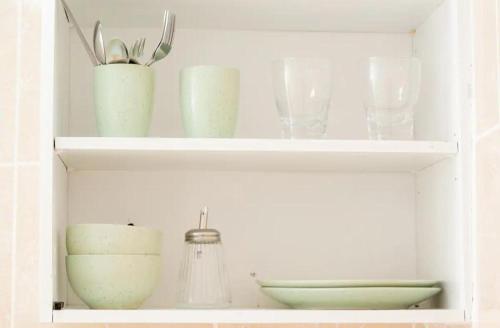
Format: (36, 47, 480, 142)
(55, 137, 458, 154)
(53, 309, 466, 324)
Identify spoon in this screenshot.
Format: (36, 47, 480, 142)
(93, 21, 106, 65)
(106, 39, 129, 64)
(146, 10, 175, 66)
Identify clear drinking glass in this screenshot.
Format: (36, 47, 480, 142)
(272, 58, 333, 139)
(360, 57, 422, 140)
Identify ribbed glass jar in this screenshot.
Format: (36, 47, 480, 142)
(176, 238, 231, 308)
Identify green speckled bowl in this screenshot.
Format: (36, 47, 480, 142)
(66, 255, 161, 309)
(66, 224, 162, 255)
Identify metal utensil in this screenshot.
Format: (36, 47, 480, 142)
(106, 39, 129, 64)
(59, 0, 98, 66)
(146, 10, 176, 67)
(129, 40, 138, 64)
(129, 39, 139, 64)
(138, 38, 146, 59)
(129, 38, 146, 64)
(93, 21, 106, 65)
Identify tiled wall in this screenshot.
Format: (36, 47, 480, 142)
(474, 0, 500, 327)
(0, 0, 498, 327)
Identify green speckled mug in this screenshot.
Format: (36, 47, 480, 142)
(180, 65, 240, 138)
(94, 64, 154, 137)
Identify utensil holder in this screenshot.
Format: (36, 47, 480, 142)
(94, 64, 154, 137)
(180, 65, 240, 138)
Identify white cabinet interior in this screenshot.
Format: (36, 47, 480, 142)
(40, 0, 474, 323)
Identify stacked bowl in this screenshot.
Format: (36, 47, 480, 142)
(66, 224, 162, 309)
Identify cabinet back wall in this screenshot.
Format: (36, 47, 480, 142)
(67, 29, 412, 139)
(65, 170, 415, 308)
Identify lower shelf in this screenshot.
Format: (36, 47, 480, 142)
(53, 308, 465, 323)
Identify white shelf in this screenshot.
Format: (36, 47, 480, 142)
(66, 0, 444, 32)
(53, 308, 465, 323)
(55, 137, 457, 172)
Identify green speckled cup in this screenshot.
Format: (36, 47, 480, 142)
(94, 64, 154, 137)
(180, 65, 240, 138)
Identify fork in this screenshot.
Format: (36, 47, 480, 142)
(146, 11, 175, 66)
(129, 38, 146, 65)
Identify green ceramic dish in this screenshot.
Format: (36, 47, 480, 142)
(261, 287, 441, 310)
(257, 279, 440, 288)
(66, 255, 161, 309)
(66, 224, 162, 255)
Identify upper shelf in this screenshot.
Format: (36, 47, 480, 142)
(55, 137, 457, 172)
(65, 0, 444, 32)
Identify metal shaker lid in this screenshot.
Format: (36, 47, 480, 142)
(185, 206, 221, 244)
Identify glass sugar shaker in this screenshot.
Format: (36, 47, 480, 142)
(176, 207, 231, 308)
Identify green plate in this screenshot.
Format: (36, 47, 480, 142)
(261, 287, 441, 310)
(257, 279, 440, 288)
